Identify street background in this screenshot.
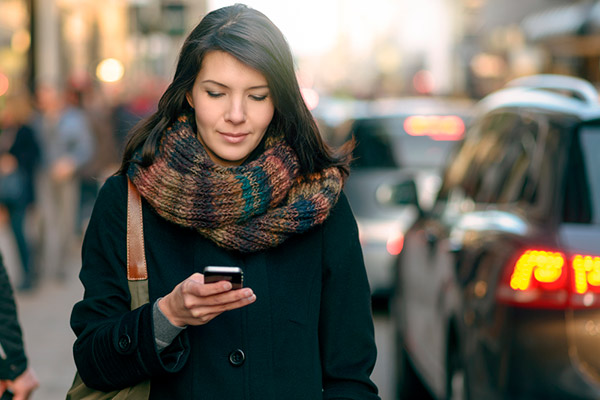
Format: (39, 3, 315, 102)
(1, 0, 600, 399)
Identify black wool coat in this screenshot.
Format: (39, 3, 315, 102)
(0, 253, 27, 380)
(70, 175, 380, 399)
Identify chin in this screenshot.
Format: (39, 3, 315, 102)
(215, 153, 247, 167)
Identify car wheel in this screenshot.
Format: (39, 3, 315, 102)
(446, 343, 469, 400)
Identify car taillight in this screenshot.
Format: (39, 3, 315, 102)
(571, 255, 600, 307)
(403, 115, 465, 141)
(496, 249, 600, 309)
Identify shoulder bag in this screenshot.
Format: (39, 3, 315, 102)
(66, 178, 151, 399)
(0, 127, 26, 207)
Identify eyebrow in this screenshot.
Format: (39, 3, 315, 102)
(201, 80, 269, 90)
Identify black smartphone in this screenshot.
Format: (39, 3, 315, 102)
(203, 266, 244, 289)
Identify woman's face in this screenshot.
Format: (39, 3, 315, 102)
(186, 50, 275, 167)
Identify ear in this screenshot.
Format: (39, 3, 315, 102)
(185, 92, 194, 109)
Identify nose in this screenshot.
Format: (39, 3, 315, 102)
(225, 97, 246, 124)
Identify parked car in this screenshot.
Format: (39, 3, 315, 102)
(392, 74, 600, 399)
(338, 97, 474, 306)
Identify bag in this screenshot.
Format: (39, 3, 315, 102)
(0, 127, 25, 207)
(0, 168, 25, 206)
(66, 179, 151, 400)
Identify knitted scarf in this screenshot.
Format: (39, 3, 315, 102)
(127, 113, 343, 253)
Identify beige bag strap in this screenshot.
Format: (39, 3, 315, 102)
(127, 178, 149, 310)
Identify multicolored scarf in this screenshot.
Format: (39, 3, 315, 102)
(127, 113, 343, 253)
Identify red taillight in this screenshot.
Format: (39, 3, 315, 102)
(509, 250, 567, 291)
(572, 255, 600, 294)
(570, 255, 600, 307)
(497, 249, 600, 309)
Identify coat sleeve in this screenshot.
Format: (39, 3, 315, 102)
(0, 254, 28, 380)
(70, 175, 189, 391)
(319, 192, 381, 400)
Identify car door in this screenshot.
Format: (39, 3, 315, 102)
(400, 121, 484, 395)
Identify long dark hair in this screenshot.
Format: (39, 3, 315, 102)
(118, 3, 352, 176)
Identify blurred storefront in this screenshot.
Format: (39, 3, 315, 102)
(0, 0, 32, 99)
(464, 0, 600, 98)
(4, 0, 599, 103)
(521, 1, 600, 84)
(0, 0, 207, 101)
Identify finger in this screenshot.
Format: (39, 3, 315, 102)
(189, 272, 203, 283)
(182, 286, 253, 311)
(200, 290, 257, 313)
(181, 277, 232, 298)
(204, 287, 254, 306)
(187, 293, 257, 325)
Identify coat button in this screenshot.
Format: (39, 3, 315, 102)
(118, 334, 132, 352)
(229, 349, 245, 366)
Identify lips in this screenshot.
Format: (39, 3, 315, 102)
(220, 131, 249, 144)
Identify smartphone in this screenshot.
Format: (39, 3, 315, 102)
(203, 266, 244, 289)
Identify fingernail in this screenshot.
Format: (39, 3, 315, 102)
(247, 294, 256, 302)
(243, 289, 253, 297)
(223, 282, 232, 290)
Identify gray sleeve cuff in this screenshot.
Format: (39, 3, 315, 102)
(152, 298, 186, 352)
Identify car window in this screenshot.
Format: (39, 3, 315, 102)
(350, 116, 461, 170)
(438, 109, 566, 221)
(492, 112, 564, 218)
(438, 121, 483, 200)
(564, 123, 600, 224)
(439, 112, 517, 202)
(473, 113, 521, 203)
(495, 113, 540, 204)
(351, 119, 398, 169)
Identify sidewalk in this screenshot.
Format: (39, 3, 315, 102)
(16, 271, 82, 400)
(1, 223, 83, 400)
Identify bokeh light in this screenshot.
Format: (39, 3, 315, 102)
(96, 58, 124, 83)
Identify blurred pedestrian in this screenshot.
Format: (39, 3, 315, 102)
(0, 251, 39, 399)
(67, 80, 120, 234)
(0, 92, 41, 291)
(70, 4, 379, 399)
(111, 84, 159, 158)
(34, 83, 93, 282)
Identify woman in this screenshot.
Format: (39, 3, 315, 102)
(0, 92, 41, 291)
(70, 4, 380, 399)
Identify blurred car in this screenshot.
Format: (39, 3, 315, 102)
(393, 74, 600, 399)
(339, 97, 474, 306)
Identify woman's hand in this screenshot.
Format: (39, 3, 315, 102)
(1, 367, 39, 400)
(158, 273, 256, 327)
(50, 156, 76, 182)
(0, 153, 17, 174)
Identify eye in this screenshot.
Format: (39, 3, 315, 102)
(207, 91, 224, 98)
(250, 94, 268, 101)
